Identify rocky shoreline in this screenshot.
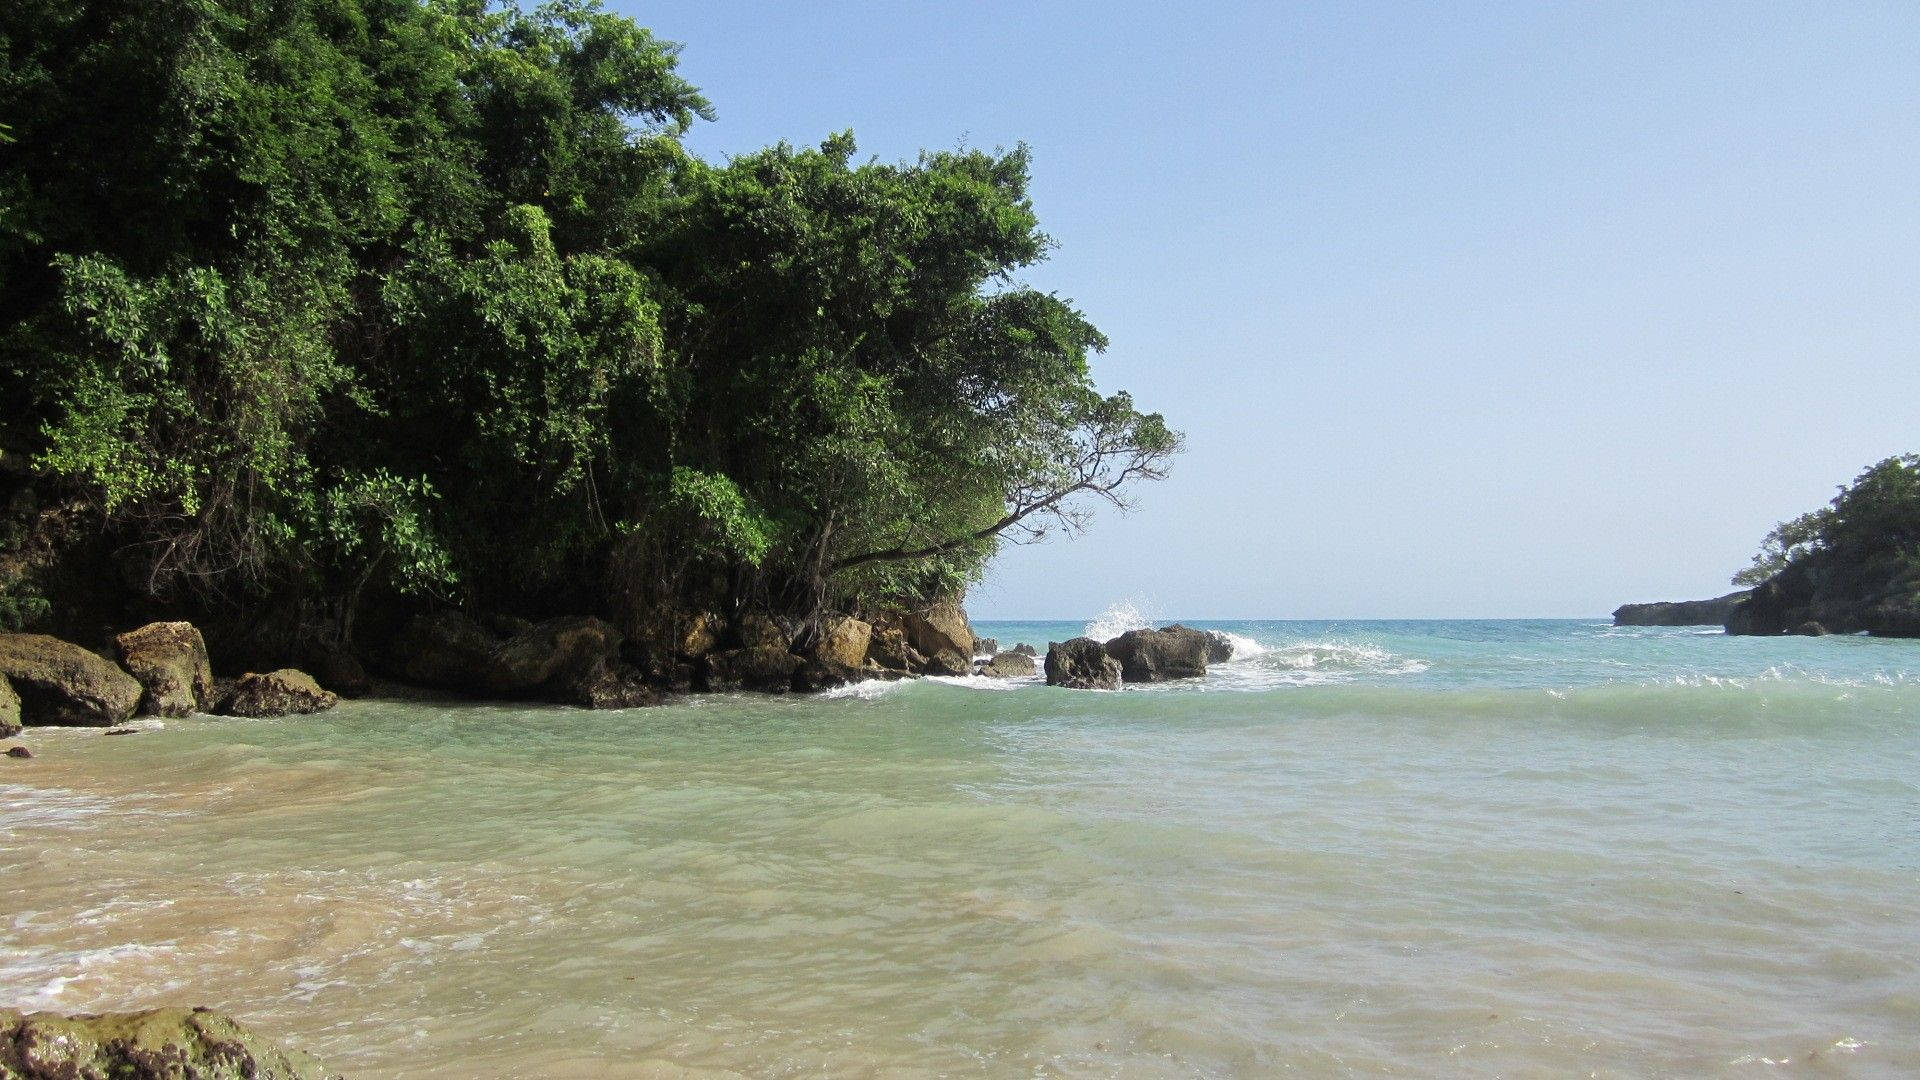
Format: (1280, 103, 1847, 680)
(1611, 591, 1748, 627)
(1, 601, 1253, 748)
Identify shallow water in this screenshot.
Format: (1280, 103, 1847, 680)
(3, 620, 1918, 1077)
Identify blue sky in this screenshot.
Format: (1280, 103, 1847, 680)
(616, 1, 1920, 619)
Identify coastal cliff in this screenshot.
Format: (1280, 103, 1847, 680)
(1612, 591, 1748, 627)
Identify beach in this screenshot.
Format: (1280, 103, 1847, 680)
(4, 619, 1916, 1076)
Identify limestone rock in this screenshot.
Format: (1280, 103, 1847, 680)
(216, 669, 338, 717)
(903, 601, 974, 676)
(306, 649, 371, 698)
(736, 612, 792, 652)
(1613, 591, 1750, 627)
(678, 612, 721, 658)
(0, 1005, 337, 1079)
(813, 617, 872, 669)
(488, 616, 623, 695)
(1104, 625, 1211, 682)
(705, 646, 801, 693)
(980, 651, 1037, 678)
(1045, 637, 1121, 690)
(560, 658, 660, 709)
(793, 657, 866, 693)
(0, 633, 142, 726)
(866, 624, 913, 672)
(115, 621, 214, 717)
(387, 611, 502, 691)
(1792, 620, 1829, 636)
(0, 674, 18, 738)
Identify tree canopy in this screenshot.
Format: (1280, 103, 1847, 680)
(1735, 454, 1920, 588)
(0, 0, 1177, 645)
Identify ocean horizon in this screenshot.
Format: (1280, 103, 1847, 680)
(5, 615, 1917, 1076)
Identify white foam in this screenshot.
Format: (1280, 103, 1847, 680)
(1083, 600, 1153, 642)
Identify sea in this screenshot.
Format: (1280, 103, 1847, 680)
(3, 614, 1918, 1077)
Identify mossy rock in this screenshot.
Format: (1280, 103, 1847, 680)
(0, 1005, 337, 1079)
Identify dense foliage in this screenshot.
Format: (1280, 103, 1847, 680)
(1734, 455, 1920, 588)
(0, 0, 1176, 645)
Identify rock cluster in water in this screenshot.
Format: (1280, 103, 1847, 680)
(1043, 624, 1234, 690)
(0, 619, 344, 750)
(0, 1006, 336, 1079)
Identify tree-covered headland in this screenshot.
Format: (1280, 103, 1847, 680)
(0, 0, 1178, 669)
(1727, 454, 1920, 636)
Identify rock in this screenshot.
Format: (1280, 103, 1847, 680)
(813, 616, 872, 669)
(866, 624, 913, 672)
(6, 745, 31, 759)
(0, 1005, 336, 1079)
(0, 633, 142, 726)
(560, 658, 660, 709)
(678, 612, 722, 658)
(114, 621, 214, 717)
(980, 651, 1037, 678)
(736, 612, 791, 651)
(103, 726, 140, 735)
(1728, 556, 1920, 637)
(1792, 620, 1829, 636)
(973, 637, 999, 657)
(704, 646, 801, 693)
(1045, 638, 1122, 690)
(1012, 642, 1038, 657)
(482, 612, 535, 638)
(0, 674, 18, 738)
(216, 669, 338, 717)
(903, 601, 974, 676)
(793, 657, 866, 692)
(488, 616, 624, 695)
(1613, 591, 1750, 627)
(305, 649, 371, 698)
(387, 611, 502, 691)
(1104, 625, 1211, 682)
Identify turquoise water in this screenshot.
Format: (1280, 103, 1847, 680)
(3, 618, 1918, 1076)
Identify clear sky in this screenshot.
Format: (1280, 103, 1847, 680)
(615, 1, 1920, 619)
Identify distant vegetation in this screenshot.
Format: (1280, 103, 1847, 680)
(0, 0, 1176, 648)
(1729, 455, 1920, 636)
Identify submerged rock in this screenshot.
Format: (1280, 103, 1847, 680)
(980, 651, 1037, 678)
(0, 633, 142, 726)
(216, 669, 338, 717)
(1613, 591, 1749, 627)
(0, 673, 19, 738)
(5, 745, 30, 759)
(1104, 625, 1211, 682)
(1045, 637, 1121, 690)
(115, 620, 214, 717)
(0, 1005, 336, 1079)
